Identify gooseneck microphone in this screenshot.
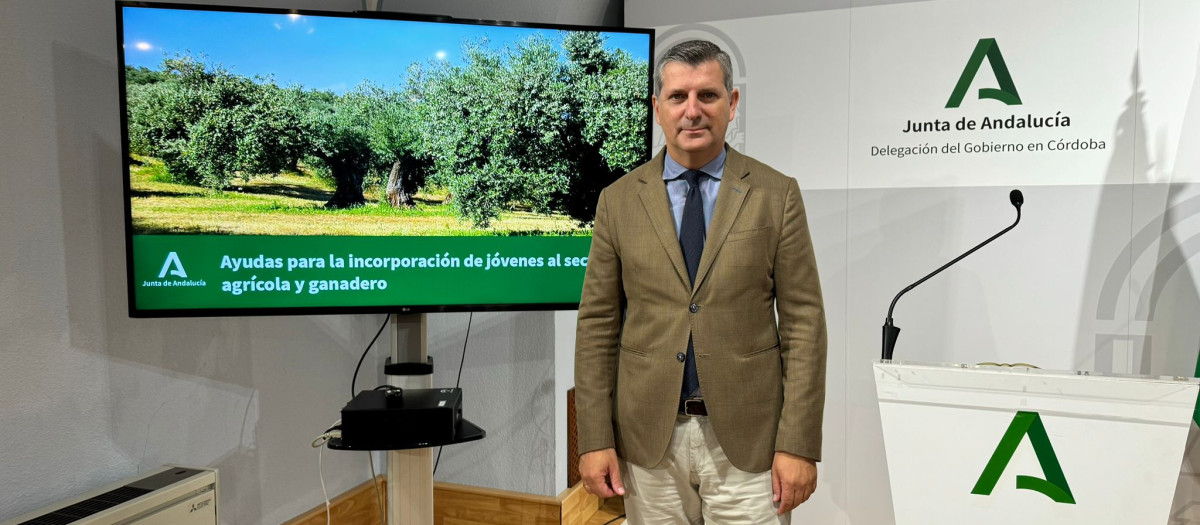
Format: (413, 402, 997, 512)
(881, 189, 1023, 360)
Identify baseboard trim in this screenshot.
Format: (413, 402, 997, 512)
(284, 475, 387, 525)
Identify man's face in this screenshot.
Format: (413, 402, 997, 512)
(653, 59, 739, 168)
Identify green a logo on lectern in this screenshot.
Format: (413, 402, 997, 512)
(971, 411, 1075, 504)
(946, 38, 1022, 108)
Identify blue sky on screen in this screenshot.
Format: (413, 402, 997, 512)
(121, 7, 651, 94)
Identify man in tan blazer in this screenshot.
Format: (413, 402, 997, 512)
(575, 40, 827, 523)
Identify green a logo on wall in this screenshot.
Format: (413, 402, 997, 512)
(946, 38, 1022, 108)
(971, 411, 1075, 504)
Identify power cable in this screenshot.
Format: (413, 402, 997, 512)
(433, 312, 473, 475)
(351, 313, 392, 399)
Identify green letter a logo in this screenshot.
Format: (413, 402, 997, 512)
(971, 411, 1075, 503)
(158, 251, 187, 279)
(946, 38, 1022, 108)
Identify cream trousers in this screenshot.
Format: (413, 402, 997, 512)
(621, 415, 790, 525)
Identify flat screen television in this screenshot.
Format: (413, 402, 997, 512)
(117, 2, 653, 317)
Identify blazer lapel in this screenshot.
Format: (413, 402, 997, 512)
(692, 147, 750, 296)
(637, 153, 691, 291)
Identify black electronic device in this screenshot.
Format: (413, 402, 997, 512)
(881, 189, 1024, 360)
(339, 388, 463, 449)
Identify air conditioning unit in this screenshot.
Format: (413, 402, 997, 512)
(2, 466, 217, 525)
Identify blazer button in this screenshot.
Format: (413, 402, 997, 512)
(676, 352, 686, 362)
(689, 303, 699, 313)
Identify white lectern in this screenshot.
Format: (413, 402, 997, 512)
(874, 360, 1199, 525)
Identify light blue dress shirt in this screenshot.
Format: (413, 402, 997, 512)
(662, 149, 726, 239)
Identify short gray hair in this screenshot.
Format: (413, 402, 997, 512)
(654, 40, 733, 97)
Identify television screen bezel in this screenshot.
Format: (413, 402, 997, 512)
(116, 1, 655, 318)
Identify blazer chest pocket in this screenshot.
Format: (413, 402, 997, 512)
(721, 226, 771, 267)
(725, 225, 769, 242)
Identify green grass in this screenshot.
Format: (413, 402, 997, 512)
(128, 155, 591, 236)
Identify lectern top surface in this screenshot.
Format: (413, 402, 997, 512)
(876, 359, 1200, 384)
(875, 360, 1200, 424)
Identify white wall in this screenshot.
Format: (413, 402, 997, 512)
(0, 0, 614, 522)
(426, 311, 557, 495)
(628, 0, 1200, 523)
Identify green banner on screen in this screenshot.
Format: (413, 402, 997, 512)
(133, 235, 592, 311)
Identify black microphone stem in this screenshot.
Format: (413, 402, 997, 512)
(882, 200, 1022, 361)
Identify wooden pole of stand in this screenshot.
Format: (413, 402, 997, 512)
(387, 313, 433, 525)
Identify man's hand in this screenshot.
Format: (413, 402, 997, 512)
(772, 451, 817, 515)
(579, 448, 625, 498)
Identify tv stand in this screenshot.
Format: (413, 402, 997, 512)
(327, 313, 485, 525)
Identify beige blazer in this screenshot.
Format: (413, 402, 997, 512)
(574, 147, 827, 473)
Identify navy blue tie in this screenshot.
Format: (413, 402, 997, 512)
(680, 170, 705, 399)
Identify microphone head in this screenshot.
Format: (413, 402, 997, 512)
(1009, 189, 1024, 209)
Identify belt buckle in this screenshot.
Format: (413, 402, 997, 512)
(682, 398, 706, 416)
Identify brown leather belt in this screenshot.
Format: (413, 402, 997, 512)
(679, 398, 707, 416)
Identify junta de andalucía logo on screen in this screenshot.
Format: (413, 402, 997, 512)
(142, 251, 207, 289)
(971, 411, 1076, 504)
(158, 251, 188, 278)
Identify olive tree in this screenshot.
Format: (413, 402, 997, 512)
(412, 32, 648, 227)
(125, 56, 305, 189)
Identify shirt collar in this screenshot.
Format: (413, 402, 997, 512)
(663, 148, 727, 181)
